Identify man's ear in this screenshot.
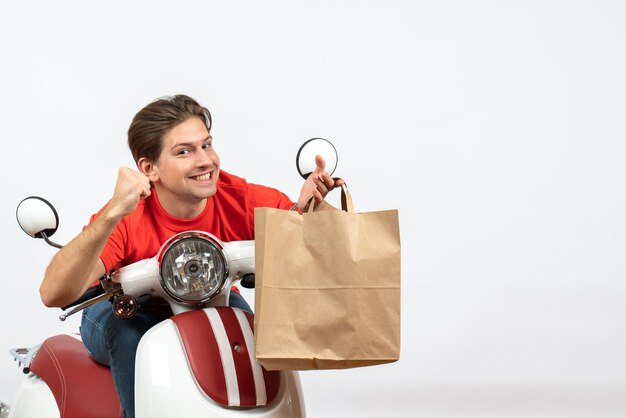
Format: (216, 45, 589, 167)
(138, 157, 159, 182)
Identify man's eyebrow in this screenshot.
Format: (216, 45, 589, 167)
(170, 135, 212, 150)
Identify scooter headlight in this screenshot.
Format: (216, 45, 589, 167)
(158, 232, 228, 304)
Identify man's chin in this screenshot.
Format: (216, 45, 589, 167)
(194, 186, 217, 199)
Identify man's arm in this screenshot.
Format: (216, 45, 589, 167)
(296, 155, 345, 211)
(39, 167, 152, 307)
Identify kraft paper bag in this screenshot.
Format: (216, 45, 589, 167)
(254, 185, 400, 370)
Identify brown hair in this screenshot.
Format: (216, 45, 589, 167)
(127, 95, 212, 164)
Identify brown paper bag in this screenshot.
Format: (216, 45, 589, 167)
(254, 185, 400, 370)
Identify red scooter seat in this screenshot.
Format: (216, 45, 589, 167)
(30, 334, 123, 418)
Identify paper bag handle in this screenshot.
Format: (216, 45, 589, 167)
(339, 183, 354, 213)
(306, 181, 354, 214)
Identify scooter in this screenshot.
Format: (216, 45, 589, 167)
(0, 138, 338, 418)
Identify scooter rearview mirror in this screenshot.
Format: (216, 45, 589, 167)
(295, 138, 338, 180)
(16, 196, 63, 248)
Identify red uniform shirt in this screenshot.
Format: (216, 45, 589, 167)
(88, 171, 294, 272)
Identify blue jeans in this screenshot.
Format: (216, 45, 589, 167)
(80, 293, 251, 418)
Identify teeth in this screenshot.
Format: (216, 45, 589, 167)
(192, 173, 211, 180)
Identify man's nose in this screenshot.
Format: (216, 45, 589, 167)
(195, 148, 213, 167)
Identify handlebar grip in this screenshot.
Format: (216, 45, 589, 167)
(240, 273, 255, 289)
(61, 284, 106, 311)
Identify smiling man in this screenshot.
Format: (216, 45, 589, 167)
(38, 94, 342, 418)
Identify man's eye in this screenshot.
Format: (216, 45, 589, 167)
(178, 149, 190, 155)
(202, 143, 212, 150)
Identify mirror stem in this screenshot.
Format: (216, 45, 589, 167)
(40, 232, 63, 249)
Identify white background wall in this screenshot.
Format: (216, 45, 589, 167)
(1, 1, 625, 417)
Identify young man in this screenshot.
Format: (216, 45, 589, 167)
(39, 95, 342, 418)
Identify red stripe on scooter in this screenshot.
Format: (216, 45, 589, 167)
(242, 310, 281, 404)
(217, 308, 257, 407)
(262, 362, 280, 404)
(171, 311, 228, 406)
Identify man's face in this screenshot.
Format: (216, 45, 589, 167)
(147, 116, 220, 211)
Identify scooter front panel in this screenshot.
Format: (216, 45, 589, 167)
(171, 307, 280, 407)
(135, 308, 304, 417)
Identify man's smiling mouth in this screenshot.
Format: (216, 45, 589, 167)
(190, 172, 212, 181)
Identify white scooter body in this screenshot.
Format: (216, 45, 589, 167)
(4, 238, 305, 418)
(135, 317, 304, 417)
(6, 374, 58, 418)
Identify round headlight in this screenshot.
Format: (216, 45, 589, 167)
(159, 233, 228, 304)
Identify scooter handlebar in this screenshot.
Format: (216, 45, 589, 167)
(61, 284, 105, 311)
